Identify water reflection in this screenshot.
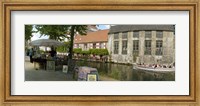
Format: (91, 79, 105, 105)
(76, 60, 175, 81)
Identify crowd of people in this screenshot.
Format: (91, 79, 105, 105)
(26, 47, 57, 63)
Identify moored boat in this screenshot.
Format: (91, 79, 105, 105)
(133, 64, 175, 72)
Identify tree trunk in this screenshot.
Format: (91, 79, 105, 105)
(68, 26, 75, 60)
(68, 26, 76, 79)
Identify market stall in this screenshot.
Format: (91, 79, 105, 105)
(29, 39, 66, 71)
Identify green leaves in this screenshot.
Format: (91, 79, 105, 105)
(35, 25, 70, 41)
(26, 25, 88, 42)
(74, 25, 87, 35)
(81, 50, 90, 55)
(90, 49, 109, 56)
(68, 25, 88, 60)
(25, 25, 34, 41)
(56, 42, 70, 53)
(73, 48, 82, 54)
(73, 48, 109, 56)
(27, 25, 91, 62)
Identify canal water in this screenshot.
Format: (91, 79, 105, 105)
(75, 60, 175, 81)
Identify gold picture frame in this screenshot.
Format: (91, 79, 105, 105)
(0, 0, 199, 106)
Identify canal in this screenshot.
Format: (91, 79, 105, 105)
(76, 60, 175, 81)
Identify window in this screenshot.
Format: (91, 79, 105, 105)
(84, 44, 87, 49)
(156, 31, 163, 38)
(114, 41, 119, 54)
(145, 31, 152, 38)
(173, 37, 175, 49)
(122, 32, 128, 39)
(100, 43, 104, 49)
(74, 44, 77, 48)
(114, 33, 119, 39)
(133, 40, 139, 54)
(156, 40, 163, 55)
(145, 40, 151, 55)
(78, 44, 80, 48)
(99, 43, 102, 49)
(93, 43, 96, 49)
(122, 40, 128, 54)
(133, 31, 139, 38)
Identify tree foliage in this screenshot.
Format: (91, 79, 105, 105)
(89, 49, 109, 56)
(25, 25, 34, 41)
(73, 48, 82, 54)
(33, 25, 88, 73)
(73, 48, 109, 56)
(68, 25, 87, 60)
(56, 41, 70, 53)
(81, 50, 90, 55)
(35, 25, 69, 41)
(34, 25, 88, 57)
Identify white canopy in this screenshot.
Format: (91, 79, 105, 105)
(30, 39, 64, 47)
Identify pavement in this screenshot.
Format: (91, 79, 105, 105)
(25, 56, 74, 81)
(25, 56, 117, 81)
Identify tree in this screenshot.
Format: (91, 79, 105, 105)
(73, 48, 82, 54)
(56, 41, 70, 53)
(35, 25, 87, 56)
(35, 25, 70, 41)
(35, 25, 88, 72)
(67, 25, 87, 74)
(25, 25, 34, 41)
(89, 48, 109, 56)
(68, 25, 87, 60)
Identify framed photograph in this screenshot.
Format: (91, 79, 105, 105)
(63, 65, 68, 73)
(87, 73, 98, 81)
(46, 61, 55, 71)
(0, 0, 199, 105)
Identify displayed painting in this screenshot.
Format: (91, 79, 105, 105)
(63, 65, 68, 73)
(46, 61, 55, 71)
(87, 73, 98, 81)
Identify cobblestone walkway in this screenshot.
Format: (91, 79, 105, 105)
(25, 56, 74, 81)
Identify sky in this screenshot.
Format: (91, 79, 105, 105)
(97, 25, 110, 30)
(31, 25, 110, 41)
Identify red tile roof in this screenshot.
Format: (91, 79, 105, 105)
(74, 30, 109, 44)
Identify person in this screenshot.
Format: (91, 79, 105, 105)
(29, 48, 34, 63)
(26, 49, 29, 56)
(49, 47, 57, 58)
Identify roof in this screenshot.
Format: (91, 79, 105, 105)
(109, 25, 175, 34)
(74, 29, 109, 44)
(87, 25, 98, 32)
